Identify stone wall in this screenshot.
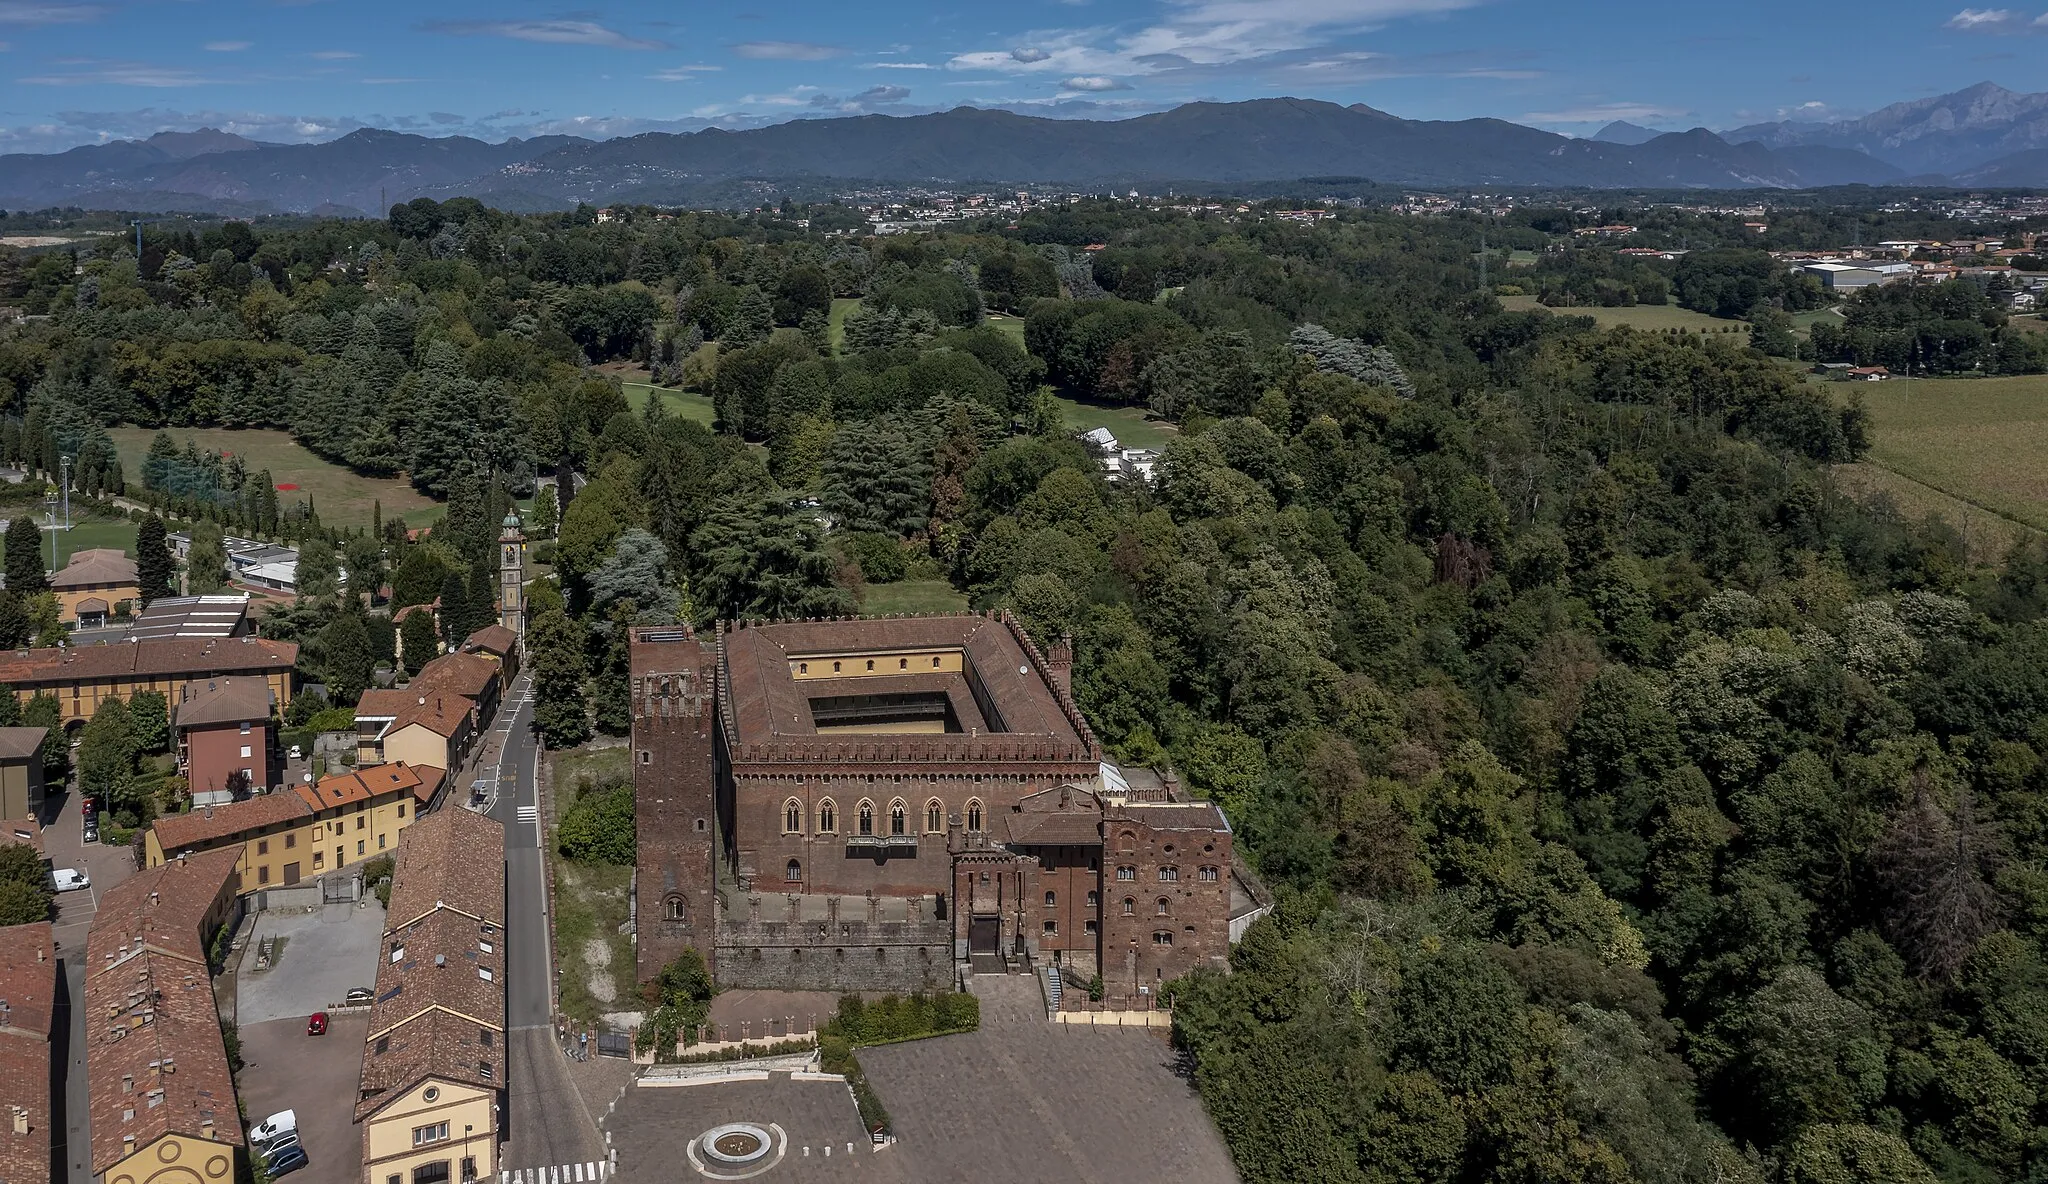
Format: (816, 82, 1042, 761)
(714, 914, 953, 992)
(632, 632, 721, 985)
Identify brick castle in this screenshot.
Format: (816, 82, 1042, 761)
(629, 613, 1243, 1005)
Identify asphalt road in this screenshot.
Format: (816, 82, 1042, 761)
(486, 671, 606, 1174)
(49, 782, 136, 1184)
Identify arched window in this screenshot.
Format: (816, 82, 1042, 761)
(1118, 830, 1136, 853)
(665, 897, 685, 922)
(1198, 866, 1220, 882)
(858, 801, 875, 836)
(784, 799, 803, 834)
(1153, 931, 1173, 946)
(786, 859, 802, 882)
(931, 656, 941, 668)
(1044, 891, 1056, 907)
(1156, 897, 1170, 916)
(1086, 891, 1098, 909)
(865, 659, 874, 671)
(1158, 866, 1179, 882)
(890, 800, 906, 836)
(926, 799, 944, 833)
(898, 657, 908, 670)
(832, 661, 842, 673)
(817, 800, 837, 833)
(967, 799, 983, 831)
(1121, 897, 1135, 916)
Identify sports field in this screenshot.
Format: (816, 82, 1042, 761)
(1847, 374, 2048, 533)
(1499, 294, 1746, 334)
(107, 427, 437, 528)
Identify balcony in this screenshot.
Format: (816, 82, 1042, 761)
(844, 834, 921, 851)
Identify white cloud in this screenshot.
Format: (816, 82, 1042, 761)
(1519, 101, 1689, 125)
(865, 61, 935, 69)
(20, 60, 221, 86)
(1011, 46, 1051, 62)
(203, 40, 251, 52)
(309, 50, 358, 60)
(651, 65, 721, 81)
(418, 19, 668, 50)
(730, 40, 848, 60)
(0, 2, 104, 25)
(1062, 75, 1128, 91)
(1944, 7, 2046, 30)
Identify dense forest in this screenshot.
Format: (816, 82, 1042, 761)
(5, 195, 2048, 1183)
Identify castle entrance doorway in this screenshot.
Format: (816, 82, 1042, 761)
(968, 915, 1000, 954)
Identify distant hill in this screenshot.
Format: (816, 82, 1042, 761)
(1726, 81, 2048, 175)
(1592, 121, 1665, 146)
(0, 98, 1921, 214)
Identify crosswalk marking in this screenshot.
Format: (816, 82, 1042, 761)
(516, 805, 538, 825)
(498, 1165, 609, 1184)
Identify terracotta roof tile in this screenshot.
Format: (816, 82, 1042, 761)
(150, 792, 308, 854)
(461, 625, 517, 658)
(173, 678, 274, 731)
(0, 637, 297, 689)
(0, 922, 54, 1184)
(293, 763, 425, 813)
(0, 727, 46, 761)
(52, 548, 137, 591)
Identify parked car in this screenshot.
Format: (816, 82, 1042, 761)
(344, 986, 375, 1005)
(249, 1109, 297, 1145)
(306, 1012, 328, 1036)
(288, 744, 302, 760)
(81, 818, 98, 844)
(262, 1131, 300, 1159)
(266, 1145, 308, 1176)
(50, 868, 88, 893)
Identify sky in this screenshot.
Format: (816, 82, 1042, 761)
(0, 0, 2043, 154)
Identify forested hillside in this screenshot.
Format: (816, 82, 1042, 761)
(4, 197, 2045, 1183)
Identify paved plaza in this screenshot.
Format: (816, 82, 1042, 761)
(606, 976, 1239, 1184)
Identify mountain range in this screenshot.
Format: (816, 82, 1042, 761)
(3, 85, 2045, 216)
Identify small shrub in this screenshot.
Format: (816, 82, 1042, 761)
(557, 775, 634, 865)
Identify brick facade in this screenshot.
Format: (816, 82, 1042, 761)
(630, 629, 722, 985)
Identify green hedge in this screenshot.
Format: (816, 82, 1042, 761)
(819, 991, 979, 1045)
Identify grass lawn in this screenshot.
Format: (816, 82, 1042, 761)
(1845, 374, 2048, 532)
(51, 517, 138, 566)
(1053, 393, 1178, 452)
(108, 427, 438, 529)
(985, 312, 1027, 342)
(546, 743, 636, 1025)
(1506, 249, 1538, 268)
(829, 297, 861, 354)
(621, 381, 717, 428)
(1499, 294, 1748, 334)
(861, 580, 968, 615)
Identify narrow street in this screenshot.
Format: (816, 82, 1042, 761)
(483, 671, 608, 1176)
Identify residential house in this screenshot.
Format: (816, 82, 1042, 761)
(356, 808, 506, 1184)
(459, 624, 518, 683)
(1849, 366, 1893, 381)
(83, 848, 244, 1184)
(0, 637, 297, 730)
(52, 549, 139, 629)
(353, 653, 500, 773)
(0, 728, 47, 823)
(0, 921, 55, 1184)
(174, 679, 276, 805)
(144, 764, 437, 891)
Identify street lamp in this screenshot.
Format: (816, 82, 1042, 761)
(463, 1124, 474, 1181)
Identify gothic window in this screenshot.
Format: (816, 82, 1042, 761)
(818, 800, 837, 833)
(890, 800, 906, 836)
(1086, 891, 1098, 909)
(1198, 866, 1220, 882)
(1044, 891, 1056, 907)
(1116, 866, 1136, 882)
(926, 799, 944, 833)
(784, 800, 803, 834)
(1156, 897, 1170, 916)
(967, 799, 983, 831)
(665, 897, 685, 922)
(1122, 898, 1135, 916)
(1153, 931, 1173, 946)
(858, 801, 875, 836)
(786, 860, 802, 882)
(1159, 866, 1179, 882)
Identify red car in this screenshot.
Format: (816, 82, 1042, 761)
(306, 1012, 328, 1036)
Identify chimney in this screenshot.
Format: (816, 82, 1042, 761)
(1045, 636, 1074, 697)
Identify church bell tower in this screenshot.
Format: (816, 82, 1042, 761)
(499, 511, 526, 645)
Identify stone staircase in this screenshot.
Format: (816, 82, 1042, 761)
(1046, 965, 1063, 1013)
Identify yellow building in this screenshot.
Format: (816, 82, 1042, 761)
(0, 727, 46, 822)
(356, 808, 506, 1184)
(0, 637, 296, 730)
(355, 652, 499, 775)
(84, 849, 245, 1184)
(145, 763, 441, 890)
(53, 548, 140, 628)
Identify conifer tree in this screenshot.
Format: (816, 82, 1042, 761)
(136, 515, 174, 604)
(3, 517, 46, 595)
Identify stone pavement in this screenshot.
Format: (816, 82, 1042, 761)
(235, 900, 383, 1024)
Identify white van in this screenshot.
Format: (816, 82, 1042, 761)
(250, 1109, 297, 1145)
(50, 868, 88, 893)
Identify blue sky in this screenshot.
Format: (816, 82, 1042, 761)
(0, 0, 2042, 153)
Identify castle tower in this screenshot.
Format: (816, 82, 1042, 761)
(631, 627, 721, 984)
(498, 511, 525, 644)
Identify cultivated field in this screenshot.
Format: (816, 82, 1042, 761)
(1499, 294, 1747, 334)
(108, 427, 437, 527)
(1833, 462, 2039, 565)
(1846, 374, 2048, 533)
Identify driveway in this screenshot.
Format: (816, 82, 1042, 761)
(236, 901, 383, 1025)
(238, 1013, 368, 1184)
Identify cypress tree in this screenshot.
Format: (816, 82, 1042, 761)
(136, 515, 174, 605)
(3, 517, 47, 595)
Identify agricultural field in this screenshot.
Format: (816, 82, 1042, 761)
(107, 427, 437, 528)
(1845, 374, 2048, 533)
(1832, 462, 2039, 566)
(861, 580, 968, 615)
(1499, 294, 1747, 334)
(1054, 393, 1178, 451)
